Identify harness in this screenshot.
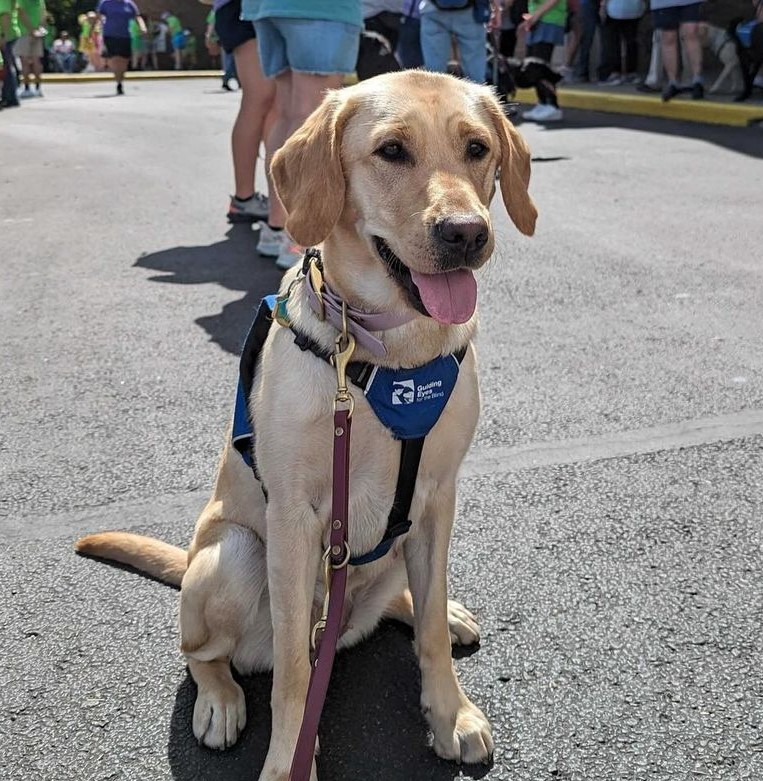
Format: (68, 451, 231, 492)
(232, 255, 467, 566)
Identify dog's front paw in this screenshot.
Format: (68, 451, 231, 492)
(193, 679, 246, 750)
(428, 698, 493, 765)
(447, 599, 480, 646)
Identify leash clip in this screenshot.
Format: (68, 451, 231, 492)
(331, 302, 356, 415)
(308, 257, 325, 321)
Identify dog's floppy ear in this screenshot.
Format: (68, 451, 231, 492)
(481, 95, 538, 236)
(271, 91, 353, 247)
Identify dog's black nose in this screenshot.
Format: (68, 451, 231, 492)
(435, 215, 489, 260)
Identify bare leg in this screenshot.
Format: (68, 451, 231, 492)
(265, 71, 344, 229)
(680, 22, 702, 80)
(231, 38, 275, 199)
(660, 28, 679, 83)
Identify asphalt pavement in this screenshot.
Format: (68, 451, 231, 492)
(1, 80, 762, 781)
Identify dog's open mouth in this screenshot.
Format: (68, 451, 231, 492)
(373, 236, 477, 325)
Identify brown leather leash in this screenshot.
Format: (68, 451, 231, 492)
(288, 311, 356, 781)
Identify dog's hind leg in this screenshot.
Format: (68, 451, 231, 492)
(180, 520, 268, 749)
(404, 482, 493, 765)
(384, 588, 482, 647)
(709, 62, 734, 93)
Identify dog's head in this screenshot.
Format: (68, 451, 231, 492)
(271, 71, 537, 325)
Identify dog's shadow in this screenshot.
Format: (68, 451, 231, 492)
(134, 224, 284, 355)
(167, 621, 489, 781)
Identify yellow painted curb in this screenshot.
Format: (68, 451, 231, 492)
(44, 70, 223, 82)
(515, 86, 763, 128)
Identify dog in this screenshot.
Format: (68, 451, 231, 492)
(729, 3, 763, 102)
(700, 23, 745, 94)
(75, 70, 537, 781)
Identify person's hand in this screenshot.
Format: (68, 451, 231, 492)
(519, 12, 538, 33)
(33, 26, 47, 38)
(487, 4, 503, 32)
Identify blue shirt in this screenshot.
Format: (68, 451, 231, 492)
(97, 0, 139, 38)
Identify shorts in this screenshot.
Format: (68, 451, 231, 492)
(526, 21, 566, 47)
(15, 35, 44, 58)
(214, 0, 256, 54)
(171, 32, 185, 50)
(652, 3, 702, 30)
(251, 17, 360, 77)
(103, 36, 131, 58)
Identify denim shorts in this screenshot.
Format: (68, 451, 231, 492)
(652, 3, 702, 30)
(249, 17, 360, 77)
(526, 21, 566, 47)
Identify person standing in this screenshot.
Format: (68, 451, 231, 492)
(573, 0, 601, 81)
(651, 0, 704, 100)
(15, 0, 46, 98)
(1, 0, 22, 107)
(520, 0, 568, 122)
(162, 10, 184, 70)
(214, 0, 275, 222)
(129, 13, 147, 69)
(419, 0, 502, 84)
(98, 0, 145, 95)
(598, 0, 645, 84)
(240, 0, 362, 269)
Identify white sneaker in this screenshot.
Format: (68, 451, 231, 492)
(227, 191, 269, 223)
(523, 103, 563, 122)
(275, 242, 304, 270)
(19, 87, 34, 99)
(257, 225, 289, 257)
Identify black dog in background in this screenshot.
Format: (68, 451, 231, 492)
(729, 1, 763, 102)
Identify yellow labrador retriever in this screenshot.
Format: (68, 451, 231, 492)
(76, 70, 536, 781)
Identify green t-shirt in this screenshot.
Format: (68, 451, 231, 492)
(206, 8, 214, 25)
(2, 0, 22, 40)
(165, 13, 181, 35)
(16, 0, 44, 34)
(248, 0, 362, 28)
(528, 0, 567, 28)
(128, 17, 142, 40)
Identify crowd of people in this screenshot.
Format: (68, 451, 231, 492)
(0, 2, 199, 106)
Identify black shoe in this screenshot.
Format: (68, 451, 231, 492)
(662, 83, 680, 102)
(691, 81, 704, 100)
(116, 82, 124, 95)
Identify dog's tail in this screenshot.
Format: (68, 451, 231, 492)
(75, 532, 187, 588)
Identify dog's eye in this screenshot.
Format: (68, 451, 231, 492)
(375, 142, 409, 163)
(467, 141, 489, 160)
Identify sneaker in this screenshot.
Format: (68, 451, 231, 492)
(691, 81, 704, 100)
(624, 73, 641, 85)
(600, 73, 622, 86)
(34, 86, 43, 97)
(222, 81, 233, 91)
(275, 242, 304, 270)
(257, 224, 290, 257)
(662, 83, 681, 102)
(228, 192, 269, 223)
(523, 103, 562, 122)
(19, 87, 34, 99)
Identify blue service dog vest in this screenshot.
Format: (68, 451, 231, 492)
(231, 296, 468, 564)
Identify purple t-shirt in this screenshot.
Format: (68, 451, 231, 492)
(97, 0, 139, 38)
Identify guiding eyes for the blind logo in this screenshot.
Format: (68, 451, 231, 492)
(392, 379, 446, 406)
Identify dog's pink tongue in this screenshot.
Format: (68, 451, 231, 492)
(410, 268, 477, 325)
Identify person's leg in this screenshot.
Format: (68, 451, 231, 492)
(622, 18, 639, 78)
(420, 11, 452, 75)
(680, 22, 702, 81)
(498, 28, 517, 58)
(599, 16, 619, 80)
(231, 38, 275, 201)
(575, 0, 599, 80)
(397, 14, 423, 68)
(111, 54, 128, 91)
(1, 40, 20, 105)
(456, 10, 488, 83)
(660, 29, 679, 83)
(32, 51, 43, 90)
